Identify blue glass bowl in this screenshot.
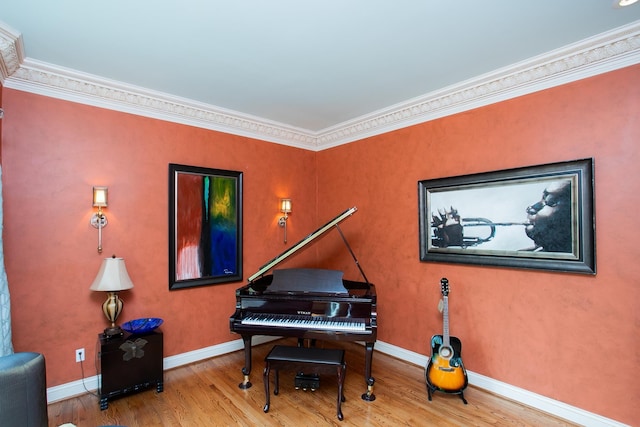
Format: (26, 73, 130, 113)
(121, 317, 163, 334)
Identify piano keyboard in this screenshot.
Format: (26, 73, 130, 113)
(241, 314, 368, 332)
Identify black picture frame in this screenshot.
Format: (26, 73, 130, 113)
(169, 163, 243, 290)
(418, 158, 595, 274)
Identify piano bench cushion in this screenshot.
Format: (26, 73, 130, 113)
(265, 345, 345, 366)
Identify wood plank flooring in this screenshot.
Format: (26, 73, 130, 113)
(47, 338, 578, 426)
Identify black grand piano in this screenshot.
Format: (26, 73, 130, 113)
(229, 207, 378, 401)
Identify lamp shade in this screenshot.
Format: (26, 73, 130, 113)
(93, 186, 108, 207)
(90, 257, 134, 292)
(280, 198, 292, 214)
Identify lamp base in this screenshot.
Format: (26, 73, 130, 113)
(103, 325, 124, 338)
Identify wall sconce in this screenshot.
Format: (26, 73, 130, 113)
(278, 198, 292, 244)
(90, 255, 134, 338)
(90, 186, 108, 254)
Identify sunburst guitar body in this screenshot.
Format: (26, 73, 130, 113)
(425, 278, 468, 403)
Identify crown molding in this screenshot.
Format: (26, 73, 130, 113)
(1, 21, 639, 151)
(1, 57, 318, 150)
(315, 21, 640, 149)
(0, 22, 24, 83)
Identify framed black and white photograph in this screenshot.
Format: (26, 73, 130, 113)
(169, 163, 243, 290)
(418, 158, 595, 274)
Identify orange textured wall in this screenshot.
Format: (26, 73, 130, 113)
(0, 82, 3, 160)
(1, 64, 639, 425)
(0, 90, 318, 388)
(315, 64, 640, 425)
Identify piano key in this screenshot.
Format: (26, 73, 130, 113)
(241, 314, 368, 332)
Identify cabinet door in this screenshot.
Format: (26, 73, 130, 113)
(100, 332, 163, 396)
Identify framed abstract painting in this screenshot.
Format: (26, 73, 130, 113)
(169, 163, 243, 290)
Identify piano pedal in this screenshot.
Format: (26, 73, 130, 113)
(295, 373, 320, 391)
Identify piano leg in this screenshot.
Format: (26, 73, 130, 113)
(361, 342, 376, 401)
(239, 335, 253, 389)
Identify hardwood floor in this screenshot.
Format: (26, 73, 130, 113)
(48, 338, 578, 427)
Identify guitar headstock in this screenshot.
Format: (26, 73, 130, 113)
(440, 277, 449, 296)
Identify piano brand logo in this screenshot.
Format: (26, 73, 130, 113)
(297, 311, 311, 315)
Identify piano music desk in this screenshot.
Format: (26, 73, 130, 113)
(263, 345, 346, 421)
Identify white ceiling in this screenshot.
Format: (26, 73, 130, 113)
(1, 1, 640, 148)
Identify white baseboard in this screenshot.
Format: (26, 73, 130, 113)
(373, 341, 629, 427)
(47, 338, 628, 427)
(45, 335, 278, 404)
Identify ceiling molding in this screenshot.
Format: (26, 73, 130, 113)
(315, 22, 640, 149)
(0, 22, 24, 83)
(1, 21, 639, 151)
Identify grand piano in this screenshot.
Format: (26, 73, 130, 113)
(229, 207, 378, 401)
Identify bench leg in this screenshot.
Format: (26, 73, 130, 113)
(263, 363, 270, 413)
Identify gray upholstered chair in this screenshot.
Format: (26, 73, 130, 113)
(0, 352, 48, 427)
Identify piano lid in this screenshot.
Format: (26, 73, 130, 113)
(266, 268, 347, 295)
(248, 207, 358, 282)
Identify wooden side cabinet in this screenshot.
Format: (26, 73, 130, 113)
(97, 330, 164, 410)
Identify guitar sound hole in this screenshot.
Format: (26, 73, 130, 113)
(439, 346, 453, 359)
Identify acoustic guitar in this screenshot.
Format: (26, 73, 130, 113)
(425, 278, 468, 403)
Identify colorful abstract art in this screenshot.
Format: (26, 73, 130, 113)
(169, 164, 243, 289)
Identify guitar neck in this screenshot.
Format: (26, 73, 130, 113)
(442, 295, 450, 348)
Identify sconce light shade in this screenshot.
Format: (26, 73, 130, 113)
(93, 186, 108, 207)
(280, 198, 292, 214)
(90, 256, 134, 337)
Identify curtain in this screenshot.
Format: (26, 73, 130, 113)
(0, 166, 13, 356)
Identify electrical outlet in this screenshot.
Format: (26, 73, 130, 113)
(75, 348, 85, 363)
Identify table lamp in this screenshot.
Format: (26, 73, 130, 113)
(90, 255, 134, 337)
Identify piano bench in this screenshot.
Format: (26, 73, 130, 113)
(263, 345, 346, 421)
